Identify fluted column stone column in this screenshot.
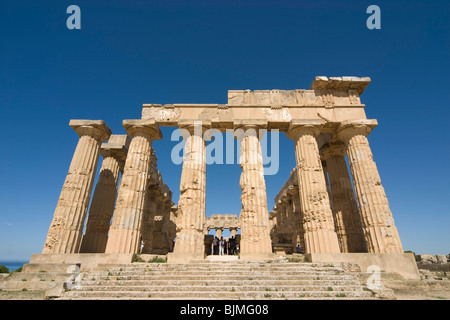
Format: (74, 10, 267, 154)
(237, 123, 273, 259)
(336, 120, 403, 253)
(105, 119, 162, 254)
(43, 120, 111, 254)
(286, 121, 340, 253)
(215, 228, 223, 239)
(286, 186, 300, 247)
(79, 135, 130, 253)
(171, 121, 209, 261)
(275, 200, 287, 238)
(321, 142, 367, 253)
(291, 185, 306, 251)
(322, 161, 333, 207)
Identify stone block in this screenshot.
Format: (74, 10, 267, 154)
(305, 253, 420, 280)
(167, 252, 205, 264)
(420, 254, 437, 263)
(29, 253, 134, 271)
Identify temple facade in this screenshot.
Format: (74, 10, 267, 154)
(41, 76, 404, 263)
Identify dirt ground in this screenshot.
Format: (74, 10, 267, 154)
(0, 289, 47, 300)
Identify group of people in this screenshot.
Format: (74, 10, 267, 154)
(211, 236, 239, 256)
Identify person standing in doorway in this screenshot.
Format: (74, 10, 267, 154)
(219, 237, 224, 256)
(139, 238, 145, 254)
(213, 236, 219, 255)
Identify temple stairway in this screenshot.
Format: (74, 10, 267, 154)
(57, 260, 380, 300)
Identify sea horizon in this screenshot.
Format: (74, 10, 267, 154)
(0, 260, 29, 272)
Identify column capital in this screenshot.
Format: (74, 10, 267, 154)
(233, 119, 268, 140)
(276, 198, 288, 207)
(69, 120, 112, 142)
(321, 141, 347, 159)
(286, 185, 297, 197)
(335, 119, 377, 143)
(233, 119, 268, 131)
(178, 120, 212, 133)
(123, 119, 162, 140)
(286, 119, 326, 140)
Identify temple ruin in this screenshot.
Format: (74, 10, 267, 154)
(34, 76, 416, 276)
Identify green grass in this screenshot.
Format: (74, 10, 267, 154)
(148, 257, 167, 263)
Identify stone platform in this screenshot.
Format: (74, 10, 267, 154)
(53, 260, 381, 300)
(305, 253, 420, 280)
(205, 255, 239, 262)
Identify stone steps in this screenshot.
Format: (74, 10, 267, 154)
(77, 279, 361, 286)
(57, 261, 377, 300)
(67, 284, 365, 292)
(62, 290, 374, 299)
(100, 267, 345, 273)
(94, 271, 350, 277)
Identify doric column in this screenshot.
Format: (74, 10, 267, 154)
(158, 198, 174, 254)
(229, 227, 238, 238)
(140, 149, 163, 253)
(236, 123, 273, 258)
(286, 186, 301, 247)
(336, 120, 403, 253)
(275, 199, 287, 237)
(286, 120, 340, 253)
(321, 142, 367, 253)
(322, 161, 333, 207)
(140, 186, 159, 254)
(105, 119, 162, 254)
(215, 228, 223, 239)
(43, 120, 111, 254)
(290, 185, 306, 251)
(269, 210, 279, 245)
(80, 135, 130, 253)
(172, 120, 209, 260)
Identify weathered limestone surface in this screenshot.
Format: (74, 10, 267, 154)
(205, 214, 240, 234)
(272, 168, 306, 253)
(321, 142, 367, 253)
(142, 76, 371, 129)
(172, 121, 208, 260)
(142, 170, 174, 255)
(336, 120, 403, 253)
(105, 120, 162, 254)
(287, 121, 340, 254)
(237, 124, 273, 258)
(43, 120, 111, 254)
(80, 135, 130, 253)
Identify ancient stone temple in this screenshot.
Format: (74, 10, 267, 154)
(36, 76, 412, 273)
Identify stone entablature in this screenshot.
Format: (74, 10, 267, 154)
(228, 76, 369, 107)
(141, 76, 370, 130)
(205, 214, 240, 231)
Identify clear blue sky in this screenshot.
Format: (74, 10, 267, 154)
(0, 0, 448, 261)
